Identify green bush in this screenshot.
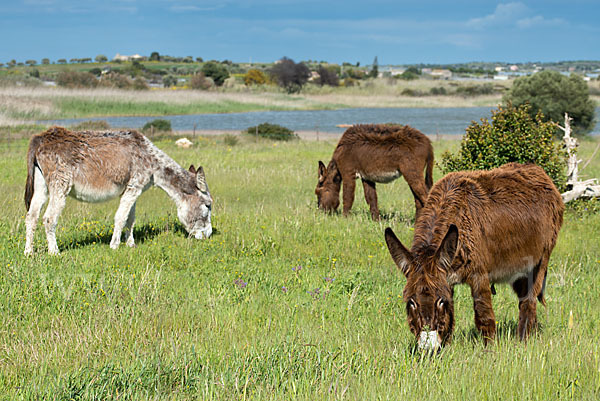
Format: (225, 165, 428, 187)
(245, 123, 298, 141)
(439, 103, 567, 191)
(142, 119, 172, 133)
(71, 120, 111, 131)
(201, 62, 230, 86)
(504, 70, 596, 135)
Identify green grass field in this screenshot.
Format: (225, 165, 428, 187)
(0, 135, 599, 400)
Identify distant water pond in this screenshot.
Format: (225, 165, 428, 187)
(43, 107, 600, 135)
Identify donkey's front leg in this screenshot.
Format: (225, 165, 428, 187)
(111, 188, 141, 249)
(468, 274, 496, 344)
(342, 176, 356, 216)
(124, 202, 137, 248)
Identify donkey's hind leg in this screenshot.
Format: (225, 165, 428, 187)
(513, 254, 549, 341)
(110, 188, 141, 249)
(43, 177, 71, 255)
(24, 167, 48, 255)
(124, 201, 137, 248)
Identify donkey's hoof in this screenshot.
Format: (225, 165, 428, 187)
(110, 242, 120, 250)
(24, 248, 33, 256)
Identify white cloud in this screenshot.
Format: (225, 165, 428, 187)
(467, 2, 529, 29)
(516, 15, 563, 29)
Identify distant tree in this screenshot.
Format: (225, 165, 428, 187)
(29, 69, 40, 78)
(183, 56, 194, 63)
(504, 70, 596, 135)
(80, 58, 92, 63)
(8, 60, 16, 67)
(57, 59, 67, 64)
(316, 65, 339, 86)
(0, 63, 4, 67)
(369, 56, 378, 78)
(244, 69, 267, 86)
(25, 60, 37, 66)
(41, 58, 50, 65)
(69, 58, 79, 64)
(201, 62, 230, 86)
(149, 52, 160, 61)
(95, 54, 108, 63)
(195, 57, 203, 63)
(270, 57, 311, 93)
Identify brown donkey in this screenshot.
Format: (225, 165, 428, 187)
(24, 127, 213, 255)
(384, 163, 563, 349)
(316, 124, 434, 220)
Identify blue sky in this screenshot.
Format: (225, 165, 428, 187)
(1, 1, 599, 65)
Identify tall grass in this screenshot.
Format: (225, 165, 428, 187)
(0, 136, 598, 399)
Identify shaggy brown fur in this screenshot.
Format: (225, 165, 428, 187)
(316, 124, 434, 220)
(385, 163, 564, 346)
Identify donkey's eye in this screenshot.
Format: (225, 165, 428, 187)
(436, 298, 446, 309)
(407, 299, 417, 310)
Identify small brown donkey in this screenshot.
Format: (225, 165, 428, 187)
(24, 126, 213, 255)
(384, 163, 563, 349)
(316, 124, 433, 220)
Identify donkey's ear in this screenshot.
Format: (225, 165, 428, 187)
(436, 224, 458, 271)
(195, 166, 208, 193)
(188, 164, 196, 174)
(318, 161, 326, 179)
(384, 227, 413, 277)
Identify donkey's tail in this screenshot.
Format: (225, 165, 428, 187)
(425, 145, 434, 190)
(24, 135, 43, 211)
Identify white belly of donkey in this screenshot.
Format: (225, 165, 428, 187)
(69, 181, 126, 203)
(356, 170, 402, 183)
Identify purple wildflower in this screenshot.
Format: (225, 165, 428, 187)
(234, 278, 247, 289)
(292, 265, 303, 272)
(281, 286, 288, 293)
(324, 277, 335, 283)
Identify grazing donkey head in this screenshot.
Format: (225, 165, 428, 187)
(180, 165, 213, 239)
(315, 160, 341, 212)
(385, 225, 458, 350)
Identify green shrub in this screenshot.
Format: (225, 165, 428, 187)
(201, 62, 230, 86)
(142, 119, 172, 134)
(223, 134, 239, 146)
(504, 70, 596, 135)
(246, 123, 298, 141)
(439, 103, 567, 191)
(71, 120, 111, 131)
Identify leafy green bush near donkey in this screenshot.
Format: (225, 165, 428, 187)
(141, 118, 172, 134)
(245, 122, 298, 141)
(440, 103, 567, 191)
